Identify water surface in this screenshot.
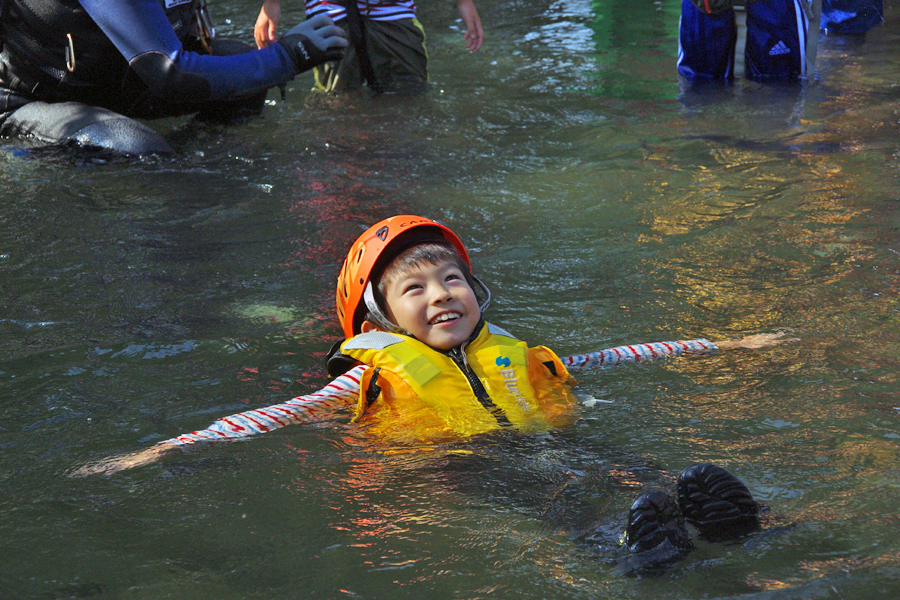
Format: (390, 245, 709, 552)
(2, 1, 899, 598)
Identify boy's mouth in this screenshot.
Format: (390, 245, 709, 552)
(429, 312, 461, 325)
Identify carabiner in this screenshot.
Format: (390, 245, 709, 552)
(66, 33, 75, 72)
(196, 1, 215, 53)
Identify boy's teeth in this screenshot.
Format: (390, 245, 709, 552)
(432, 313, 459, 324)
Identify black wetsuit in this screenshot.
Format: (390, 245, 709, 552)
(0, 0, 298, 154)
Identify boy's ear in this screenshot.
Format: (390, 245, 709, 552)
(360, 320, 380, 333)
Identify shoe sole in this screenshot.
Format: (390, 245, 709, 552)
(626, 490, 692, 554)
(677, 463, 760, 540)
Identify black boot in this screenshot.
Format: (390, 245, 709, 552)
(676, 463, 760, 541)
(624, 490, 692, 555)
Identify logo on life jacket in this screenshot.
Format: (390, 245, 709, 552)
(496, 356, 531, 412)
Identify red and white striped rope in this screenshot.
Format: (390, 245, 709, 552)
(562, 339, 715, 370)
(162, 338, 716, 446)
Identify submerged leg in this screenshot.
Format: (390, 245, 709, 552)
(677, 0, 737, 81)
(0, 99, 172, 155)
(744, 0, 810, 81)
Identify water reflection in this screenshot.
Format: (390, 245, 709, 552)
(282, 428, 694, 577)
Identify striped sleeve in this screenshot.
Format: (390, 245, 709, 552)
(162, 365, 365, 446)
(561, 339, 716, 370)
(305, 0, 417, 22)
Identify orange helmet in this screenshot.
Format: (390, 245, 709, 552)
(336, 215, 476, 339)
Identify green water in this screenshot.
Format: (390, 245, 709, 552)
(2, 1, 900, 598)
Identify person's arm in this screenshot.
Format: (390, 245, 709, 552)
(70, 365, 366, 477)
(561, 332, 792, 370)
(166, 365, 364, 445)
(457, 0, 484, 51)
(78, 0, 345, 101)
(255, 0, 283, 49)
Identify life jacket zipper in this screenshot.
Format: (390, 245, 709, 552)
(448, 343, 512, 427)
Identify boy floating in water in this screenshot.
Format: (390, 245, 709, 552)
(75, 214, 788, 561)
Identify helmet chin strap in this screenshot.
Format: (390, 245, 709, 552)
(472, 275, 491, 314)
(360, 276, 492, 337)
(362, 282, 407, 335)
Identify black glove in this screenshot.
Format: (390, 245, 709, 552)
(277, 14, 348, 73)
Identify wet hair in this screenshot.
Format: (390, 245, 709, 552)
(368, 242, 479, 323)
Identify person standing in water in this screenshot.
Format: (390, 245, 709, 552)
(678, 0, 817, 81)
(0, 0, 348, 155)
(254, 0, 483, 93)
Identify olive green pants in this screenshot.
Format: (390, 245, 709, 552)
(314, 18, 428, 94)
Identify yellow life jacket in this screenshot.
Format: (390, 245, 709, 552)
(338, 322, 579, 443)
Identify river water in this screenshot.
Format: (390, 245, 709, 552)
(2, 1, 899, 598)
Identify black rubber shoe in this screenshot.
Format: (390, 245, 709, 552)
(624, 491, 692, 555)
(676, 463, 760, 541)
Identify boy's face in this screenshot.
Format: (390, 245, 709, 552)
(378, 259, 481, 350)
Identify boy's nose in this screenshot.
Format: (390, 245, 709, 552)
(431, 284, 453, 303)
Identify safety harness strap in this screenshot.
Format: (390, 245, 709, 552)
(342, 0, 381, 93)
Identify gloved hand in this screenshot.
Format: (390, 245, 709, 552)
(277, 14, 348, 73)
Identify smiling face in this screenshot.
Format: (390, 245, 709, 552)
(375, 258, 482, 351)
